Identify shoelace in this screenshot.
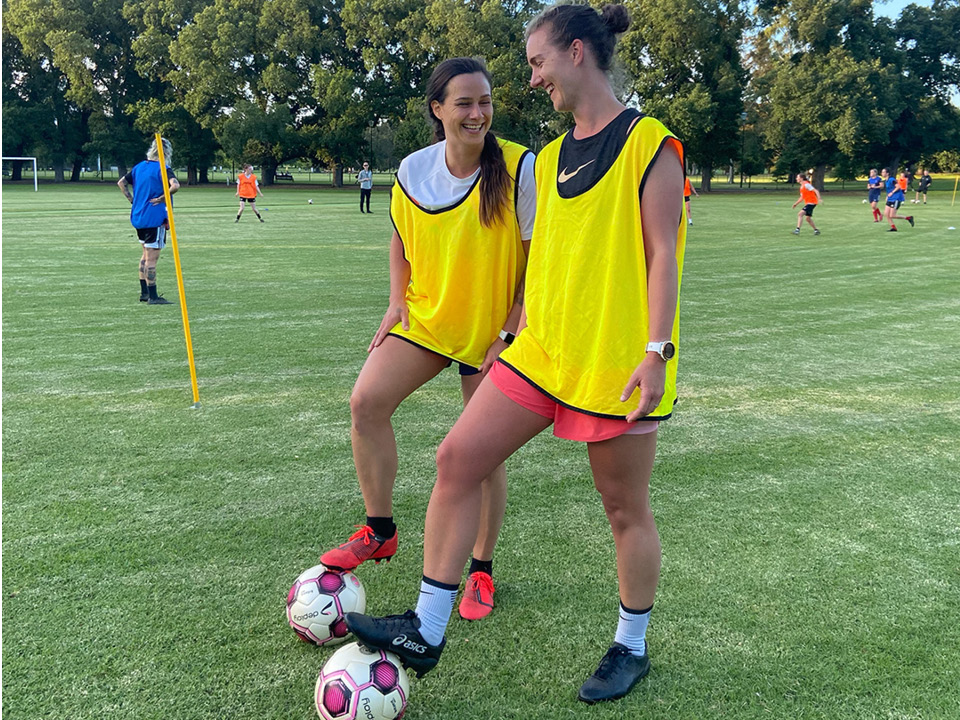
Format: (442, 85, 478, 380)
(345, 525, 376, 546)
(593, 646, 631, 681)
(468, 572, 494, 597)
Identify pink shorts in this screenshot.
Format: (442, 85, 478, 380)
(489, 361, 659, 443)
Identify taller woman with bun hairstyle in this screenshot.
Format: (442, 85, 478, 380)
(317, 57, 536, 622)
(347, 2, 686, 705)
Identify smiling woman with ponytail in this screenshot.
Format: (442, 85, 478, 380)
(316, 57, 536, 623)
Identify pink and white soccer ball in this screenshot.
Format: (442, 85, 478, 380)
(315, 642, 410, 720)
(287, 564, 365, 646)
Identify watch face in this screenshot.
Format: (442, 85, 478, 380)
(662, 342, 676, 359)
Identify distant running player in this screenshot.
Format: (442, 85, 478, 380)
(882, 167, 914, 232)
(792, 173, 821, 235)
(683, 176, 699, 225)
(867, 169, 882, 222)
(236, 165, 264, 222)
(118, 137, 179, 305)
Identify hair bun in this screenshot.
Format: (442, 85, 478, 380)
(600, 4, 631, 34)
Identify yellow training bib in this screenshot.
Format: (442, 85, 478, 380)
(500, 117, 685, 419)
(389, 139, 530, 368)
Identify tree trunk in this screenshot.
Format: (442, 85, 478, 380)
(700, 162, 713, 192)
(117, 162, 129, 180)
(332, 164, 344, 188)
(71, 157, 84, 182)
(11, 161, 23, 181)
(728, 162, 735, 183)
(187, 165, 198, 185)
(199, 167, 209, 184)
(54, 160, 65, 183)
(262, 163, 277, 185)
(813, 163, 827, 192)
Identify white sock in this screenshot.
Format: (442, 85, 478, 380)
(614, 602, 652, 657)
(415, 576, 457, 645)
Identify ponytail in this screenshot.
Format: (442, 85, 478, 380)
(479, 133, 510, 228)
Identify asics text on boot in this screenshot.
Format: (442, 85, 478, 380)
(345, 610, 445, 678)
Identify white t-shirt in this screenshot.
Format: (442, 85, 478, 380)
(396, 140, 536, 241)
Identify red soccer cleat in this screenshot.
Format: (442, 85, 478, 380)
(320, 525, 398, 571)
(458, 571, 495, 620)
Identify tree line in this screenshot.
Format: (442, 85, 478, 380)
(4, 0, 958, 189)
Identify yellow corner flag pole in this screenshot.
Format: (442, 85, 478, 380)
(952, 176, 958, 207)
(155, 133, 201, 408)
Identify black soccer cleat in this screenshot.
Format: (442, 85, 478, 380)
(906, 216, 915, 227)
(148, 296, 173, 305)
(345, 610, 445, 678)
(139, 293, 149, 302)
(578, 643, 651, 704)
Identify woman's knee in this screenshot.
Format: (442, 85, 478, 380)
(349, 385, 392, 431)
(435, 434, 483, 489)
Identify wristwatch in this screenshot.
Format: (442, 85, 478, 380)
(499, 329, 516, 345)
(645, 340, 676, 361)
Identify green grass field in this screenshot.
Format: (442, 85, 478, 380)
(3, 182, 959, 719)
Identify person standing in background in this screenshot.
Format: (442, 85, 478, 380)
(358, 161, 374, 213)
(118, 137, 180, 305)
(236, 165, 264, 223)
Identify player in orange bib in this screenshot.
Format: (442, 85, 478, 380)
(683, 176, 699, 225)
(791, 173, 821, 235)
(235, 165, 264, 222)
(346, 3, 685, 704)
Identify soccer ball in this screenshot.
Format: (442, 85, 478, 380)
(308, 199, 314, 204)
(315, 642, 410, 720)
(862, 199, 867, 203)
(287, 564, 365, 646)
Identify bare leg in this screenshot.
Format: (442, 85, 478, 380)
(350, 336, 449, 517)
(805, 215, 819, 232)
(587, 431, 660, 610)
(460, 373, 506, 562)
(143, 247, 161, 289)
(424, 377, 552, 584)
(237, 201, 244, 219)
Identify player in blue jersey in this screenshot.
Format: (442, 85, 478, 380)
(118, 137, 180, 304)
(867, 169, 882, 222)
(880, 167, 913, 232)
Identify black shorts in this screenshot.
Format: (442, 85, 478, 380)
(684, 195, 691, 203)
(868, 190, 881, 203)
(388, 333, 480, 375)
(136, 224, 167, 249)
(240, 196, 257, 203)
(886, 200, 901, 210)
(803, 204, 816, 217)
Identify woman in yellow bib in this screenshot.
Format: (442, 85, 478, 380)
(346, 3, 686, 705)
(320, 58, 536, 622)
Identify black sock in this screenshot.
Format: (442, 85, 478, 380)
(148, 284, 158, 300)
(366, 516, 396, 539)
(468, 557, 493, 577)
(140, 279, 148, 295)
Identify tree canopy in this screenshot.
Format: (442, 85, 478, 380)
(4, 0, 958, 185)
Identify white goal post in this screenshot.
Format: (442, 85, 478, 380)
(2, 156, 39, 191)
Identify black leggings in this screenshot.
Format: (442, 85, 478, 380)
(360, 188, 371, 211)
